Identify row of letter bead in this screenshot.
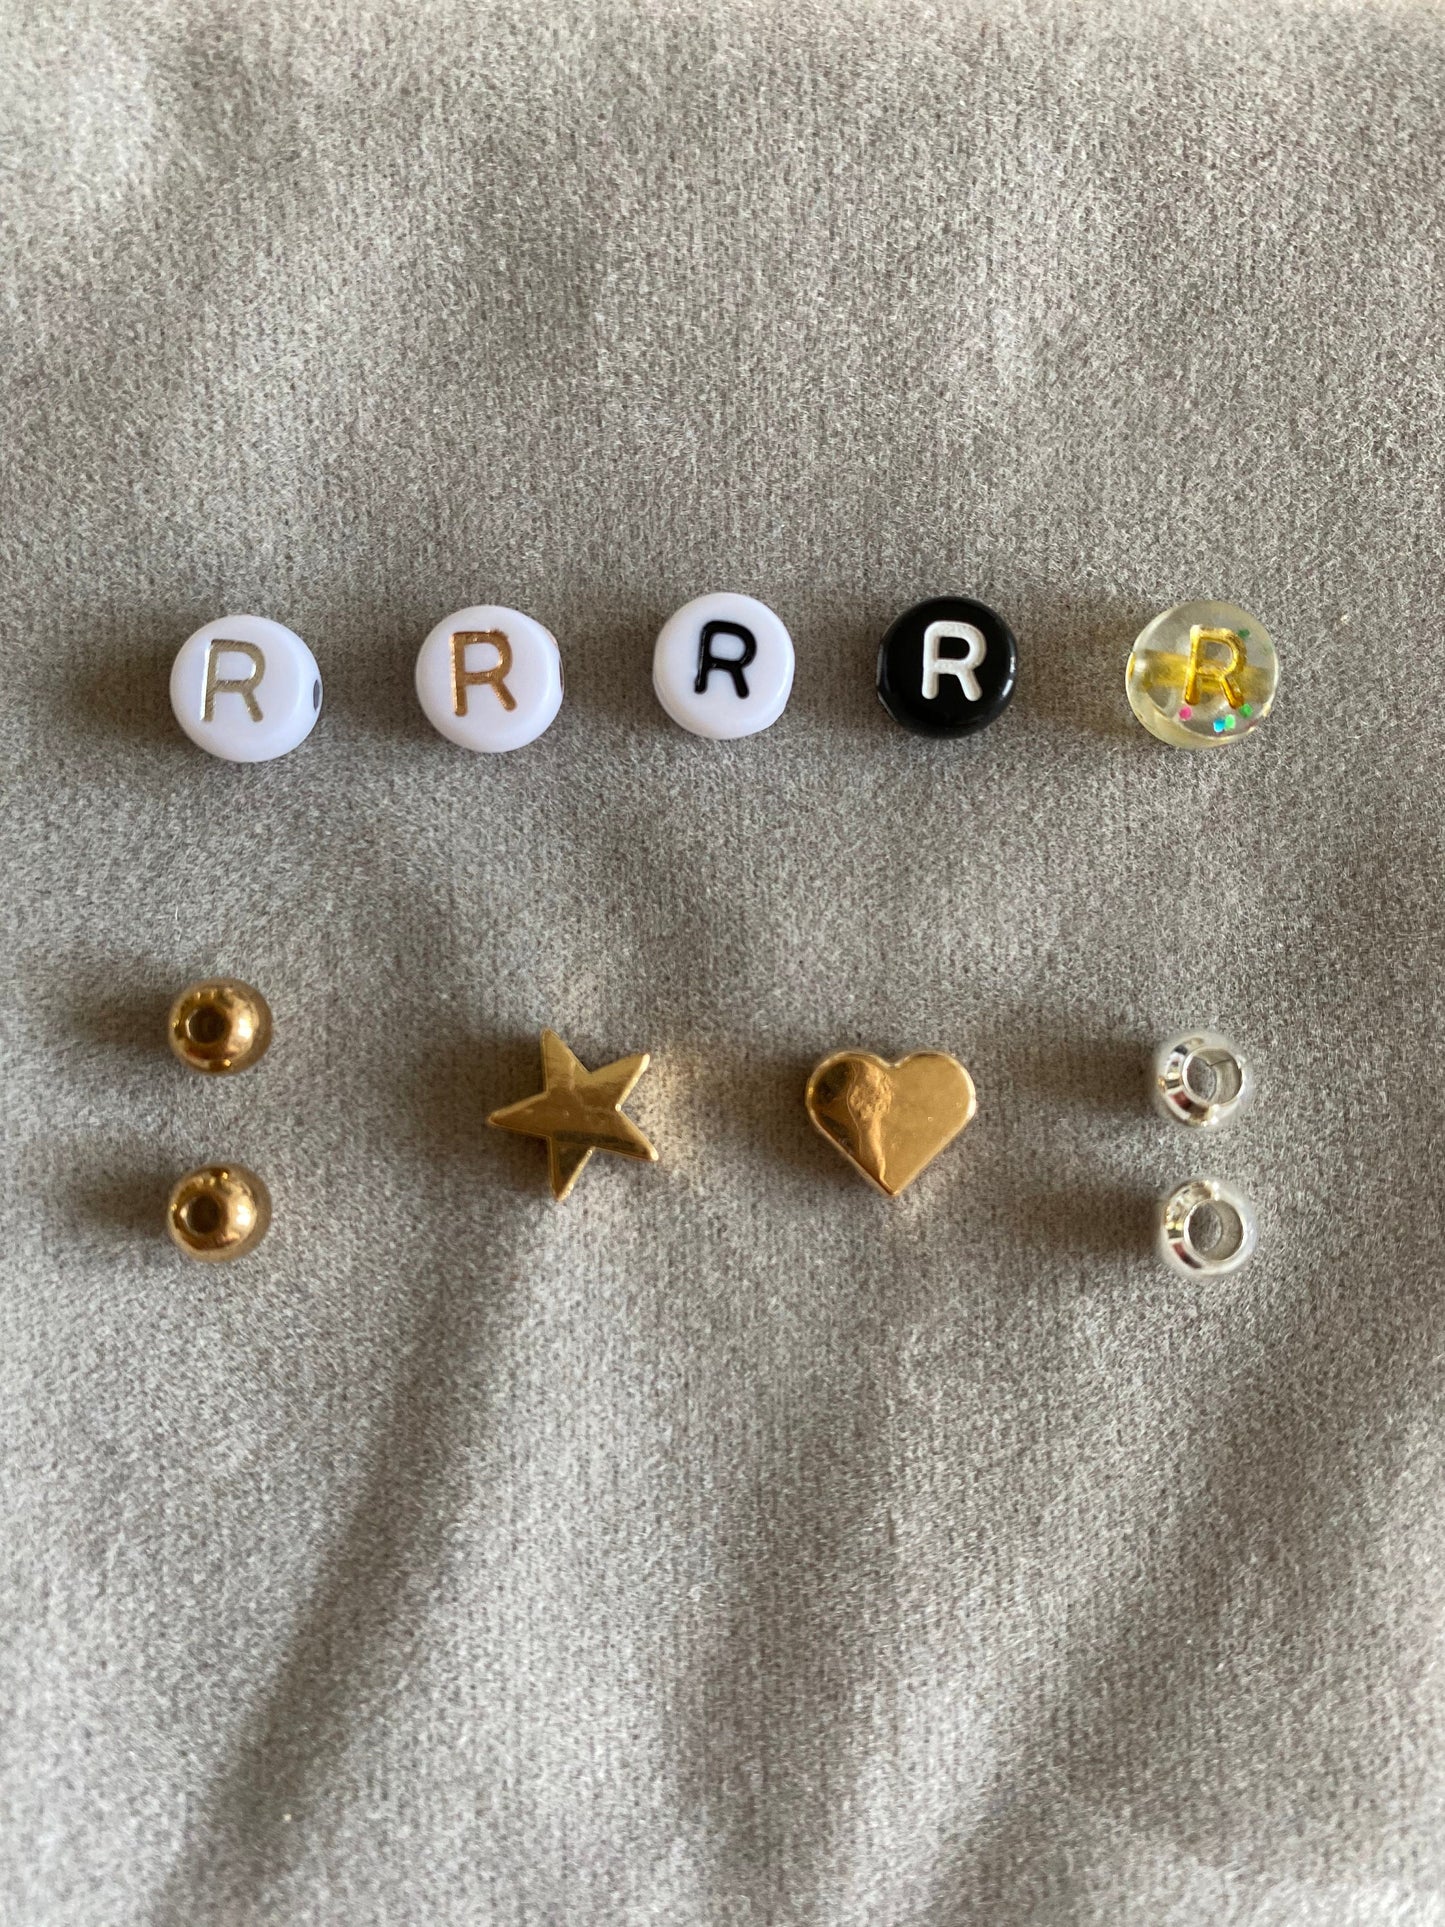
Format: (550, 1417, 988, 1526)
(170, 594, 1278, 762)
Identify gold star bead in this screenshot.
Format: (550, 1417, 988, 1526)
(487, 1029, 658, 1201)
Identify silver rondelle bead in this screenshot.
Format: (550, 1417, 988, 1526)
(1152, 1030, 1253, 1130)
(1158, 1177, 1257, 1278)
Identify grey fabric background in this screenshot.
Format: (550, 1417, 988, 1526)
(3, 0, 1444, 1920)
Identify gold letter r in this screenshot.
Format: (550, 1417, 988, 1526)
(1184, 626, 1247, 709)
(452, 630, 517, 715)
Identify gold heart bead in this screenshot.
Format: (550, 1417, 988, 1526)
(805, 1049, 977, 1197)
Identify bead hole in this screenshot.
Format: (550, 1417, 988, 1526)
(1182, 1048, 1242, 1107)
(186, 1006, 229, 1045)
(1183, 1054, 1217, 1103)
(1184, 1200, 1243, 1263)
(183, 1195, 223, 1236)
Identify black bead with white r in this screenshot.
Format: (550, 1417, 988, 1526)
(876, 596, 1018, 737)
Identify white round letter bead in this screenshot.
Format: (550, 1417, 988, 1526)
(415, 606, 563, 753)
(170, 615, 322, 763)
(652, 592, 795, 740)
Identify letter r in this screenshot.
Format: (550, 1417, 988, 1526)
(452, 630, 518, 715)
(921, 620, 986, 702)
(1184, 626, 1247, 709)
(695, 621, 757, 699)
(202, 640, 266, 722)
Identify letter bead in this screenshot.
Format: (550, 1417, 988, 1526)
(170, 615, 322, 762)
(415, 605, 563, 752)
(652, 592, 794, 739)
(1126, 599, 1279, 748)
(876, 596, 1019, 736)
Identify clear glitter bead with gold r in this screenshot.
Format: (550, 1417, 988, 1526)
(1126, 599, 1278, 748)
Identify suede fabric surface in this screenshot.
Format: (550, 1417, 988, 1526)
(3, 1, 1444, 1921)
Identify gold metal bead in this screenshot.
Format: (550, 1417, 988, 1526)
(488, 1029, 658, 1201)
(168, 978, 272, 1074)
(166, 1164, 272, 1262)
(805, 1049, 977, 1197)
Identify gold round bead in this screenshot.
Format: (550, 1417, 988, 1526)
(166, 1164, 271, 1263)
(168, 978, 272, 1074)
